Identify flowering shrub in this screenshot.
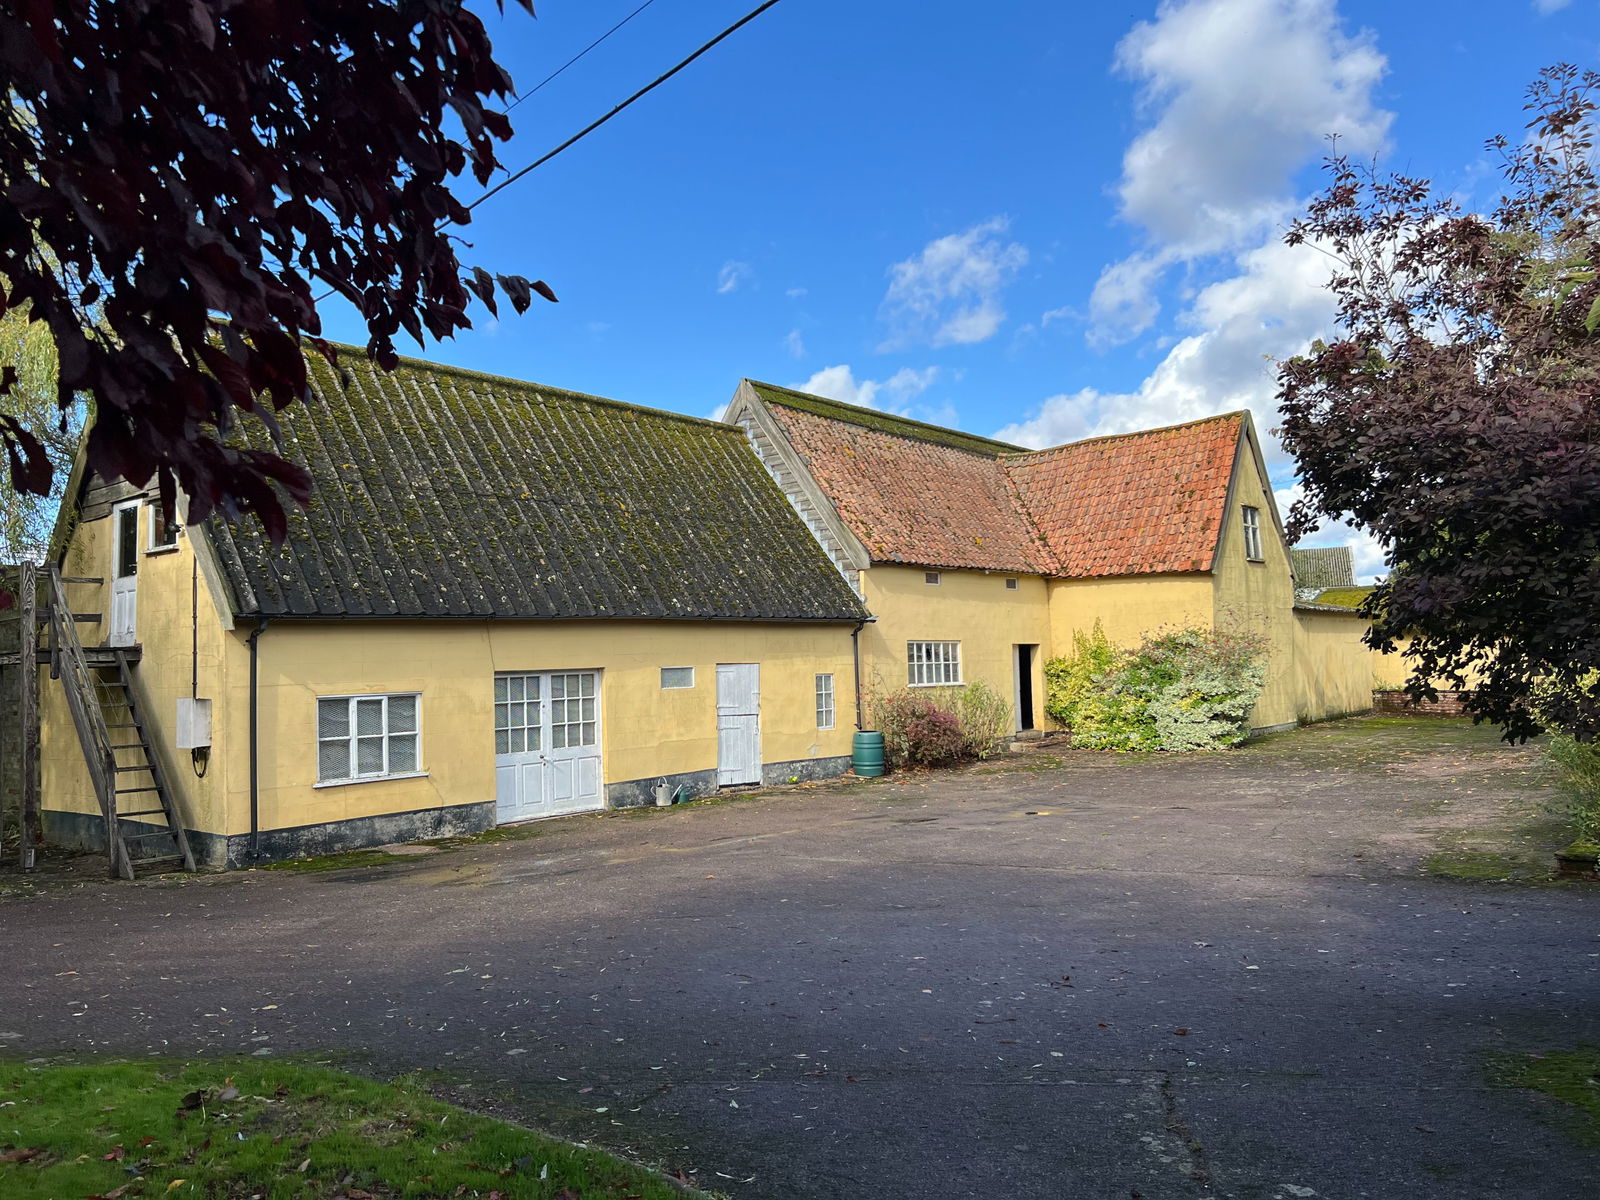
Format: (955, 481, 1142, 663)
(1044, 624, 1269, 752)
(875, 691, 966, 767)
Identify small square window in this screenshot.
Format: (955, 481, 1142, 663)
(660, 666, 695, 690)
(924, 571, 941, 585)
(1005, 578, 1019, 590)
(1242, 506, 1264, 562)
(815, 674, 836, 730)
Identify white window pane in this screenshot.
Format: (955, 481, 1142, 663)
(529, 676, 541, 699)
(509, 727, 525, 753)
(661, 666, 694, 689)
(582, 721, 596, 745)
(388, 694, 417, 733)
(356, 736, 385, 774)
(580, 674, 595, 697)
(552, 725, 568, 750)
(551, 676, 566, 699)
(318, 698, 349, 739)
(356, 698, 384, 735)
(509, 676, 524, 700)
(495, 729, 509, 755)
(528, 724, 541, 751)
(495, 676, 508, 702)
(581, 698, 595, 721)
(318, 740, 349, 782)
(495, 702, 509, 731)
(388, 733, 418, 773)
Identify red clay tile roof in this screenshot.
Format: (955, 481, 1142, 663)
(1004, 413, 1246, 577)
(754, 388, 1053, 573)
(748, 381, 1246, 578)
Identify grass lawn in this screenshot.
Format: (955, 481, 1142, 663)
(0, 1058, 706, 1199)
(1487, 1047, 1600, 1147)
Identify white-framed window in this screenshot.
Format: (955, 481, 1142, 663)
(1005, 577, 1019, 590)
(316, 693, 421, 784)
(660, 666, 695, 690)
(815, 673, 836, 730)
(1242, 505, 1264, 562)
(908, 640, 961, 686)
(924, 571, 941, 585)
(146, 501, 179, 552)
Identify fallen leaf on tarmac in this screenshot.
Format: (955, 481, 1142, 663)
(297, 1158, 311, 1173)
(1174, 1028, 1190, 1036)
(87, 1185, 130, 1199)
(165, 1183, 186, 1193)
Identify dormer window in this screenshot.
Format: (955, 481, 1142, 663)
(1242, 506, 1264, 562)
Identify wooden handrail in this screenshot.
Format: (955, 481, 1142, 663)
(46, 565, 129, 878)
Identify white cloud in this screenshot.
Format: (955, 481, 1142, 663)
(786, 286, 808, 298)
(717, 261, 752, 294)
(793, 364, 939, 414)
(784, 328, 806, 358)
(879, 218, 1028, 349)
(1039, 305, 1075, 327)
(1533, 0, 1571, 13)
(1090, 0, 1389, 344)
(997, 237, 1340, 462)
(1274, 483, 1388, 582)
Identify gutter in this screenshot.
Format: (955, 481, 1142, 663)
(245, 616, 271, 864)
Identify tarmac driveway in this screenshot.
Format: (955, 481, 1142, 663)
(2, 717, 1597, 1199)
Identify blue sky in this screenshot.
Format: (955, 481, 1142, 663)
(319, 0, 1597, 575)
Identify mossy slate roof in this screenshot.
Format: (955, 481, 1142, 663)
(750, 381, 1247, 577)
(1289, 546, 1356, 590)
(206, 352, 868, 622)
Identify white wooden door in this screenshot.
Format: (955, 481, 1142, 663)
(545, 671, 603, 814)
(494, 670, 603, 822)
(109, 502, 139, 647)
(716, 663, 761, 786)
(494, 673, 546, 823)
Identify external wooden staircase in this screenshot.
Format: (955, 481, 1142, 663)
(44, 566, 195, 879)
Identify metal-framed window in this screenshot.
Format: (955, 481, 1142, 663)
(316, 693, 421, 784)
(924, 571, 942, 585)
(1242, 505, 1264, 562)
(1005, 577, 1019, 590)
(146, 501, 179, 552)
(660, 666, 695, 690)
(907, 640, 961, 686)
(815, 673, 836, 730)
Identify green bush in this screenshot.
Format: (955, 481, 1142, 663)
(943, 680, 1013, 759)
(1547, 734, 1600, 848)
(1043, 624, 1269, 752)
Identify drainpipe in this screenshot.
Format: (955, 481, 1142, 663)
(851, 616, 874, 731)
(246, 616, 271, 864)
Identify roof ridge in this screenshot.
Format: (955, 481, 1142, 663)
(745, 379, 1024, 456)
(1004, 410, 1247, 461)
(316, 339, 740, 435)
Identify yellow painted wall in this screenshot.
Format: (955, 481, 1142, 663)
(1211, 440, 1301, 727)
(1047, 573, 1215, 652)
(857, 565, 1049, 729)
(1292, 610, 1376, 721)
(41, 503, 237, 837)
(242, 621, 856, 836)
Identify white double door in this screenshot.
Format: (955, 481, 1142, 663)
(494, 670, 603, 822)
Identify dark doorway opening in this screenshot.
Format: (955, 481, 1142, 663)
(1015, 644, 1038, 731)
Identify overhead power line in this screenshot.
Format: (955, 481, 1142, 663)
(465, 0, 785, 214)
(502, 0, 660, 115)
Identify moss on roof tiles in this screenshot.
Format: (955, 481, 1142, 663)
(204, 349, 867, 623)
(747, 380, 1023, 457)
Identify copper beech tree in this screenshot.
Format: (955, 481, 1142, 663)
(1278, 65, 1600, 741)
(0, 0, 553, 549)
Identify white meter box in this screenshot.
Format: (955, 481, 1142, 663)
(176, 698, 213, 749)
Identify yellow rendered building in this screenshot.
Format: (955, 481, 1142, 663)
(725, 381, 1374, 734)
(39, 354, 866, 868)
